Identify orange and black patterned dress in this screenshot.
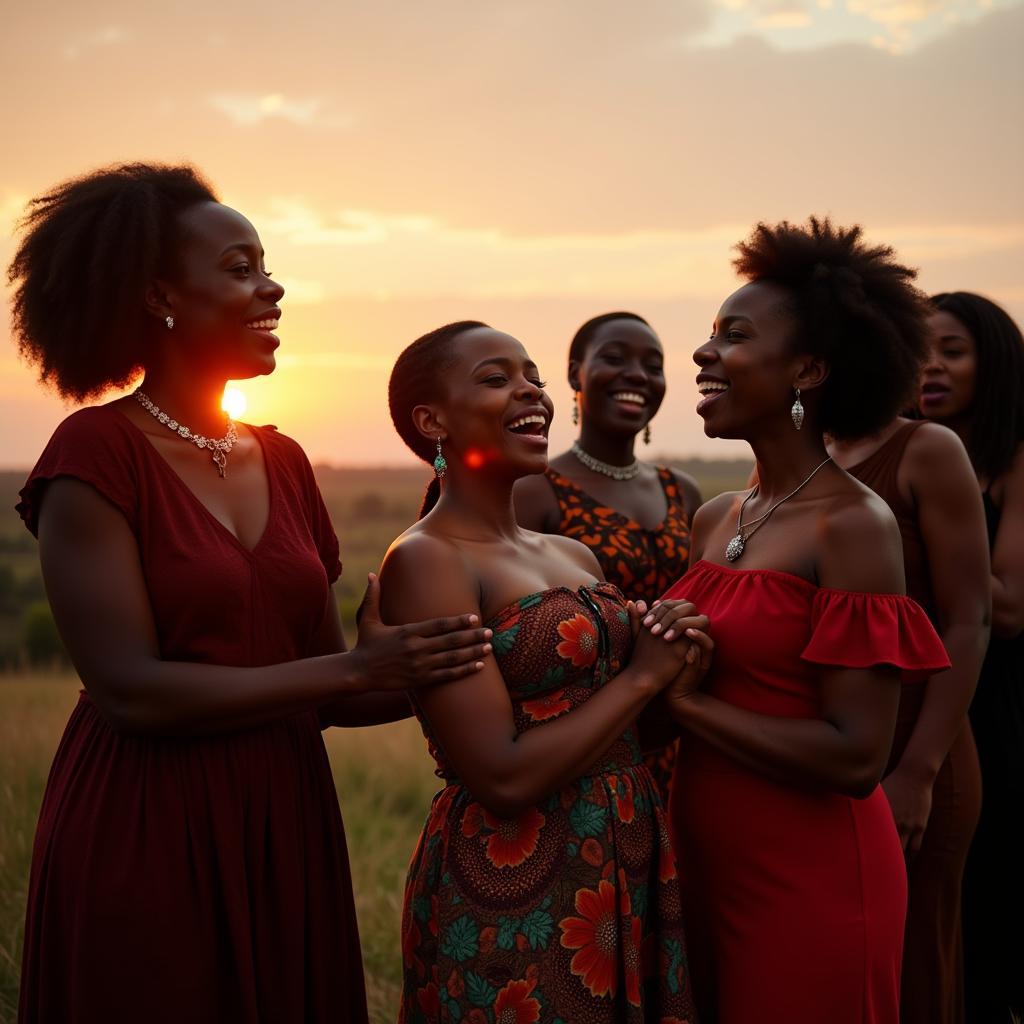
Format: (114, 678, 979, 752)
(399, 583, 696, 1023)
(543, 467, 691, 801)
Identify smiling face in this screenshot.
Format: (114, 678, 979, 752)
(573, 318, 665, 436)
(157, 201, 285, 380)
(419, 327, 554, 478)
(693, 280, 816, 440)
(918, 310, 977, 422)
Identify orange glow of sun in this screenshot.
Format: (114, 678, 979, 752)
(221, 387, 248, 420)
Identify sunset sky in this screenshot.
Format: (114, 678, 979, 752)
(2, 0, 1022, 468)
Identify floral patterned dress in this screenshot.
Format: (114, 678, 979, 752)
(399, 582, 696, 1024)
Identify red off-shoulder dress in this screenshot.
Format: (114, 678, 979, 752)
(663, 560, 950, 1024)
(15, 405, 367, 1024)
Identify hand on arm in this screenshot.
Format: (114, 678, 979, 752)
(38, 479, 491, 737)
(378, 534, 696, 818)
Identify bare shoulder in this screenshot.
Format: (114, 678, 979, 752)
(817, 484, 905, 593)
(378, 528, 481, 622)
(904, 420, 972, 472)
(688, 490, 744, 561)
(513, 471, 561, 532)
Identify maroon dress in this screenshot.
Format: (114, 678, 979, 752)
(16, 405, 367, 1024)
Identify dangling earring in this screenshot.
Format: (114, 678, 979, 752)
(791, 387, 804, 431)
(433, 436, 448, 478)
(643, 423, 651, 445)
(165, 315, 175, 330)
(571, 392, 579, 426)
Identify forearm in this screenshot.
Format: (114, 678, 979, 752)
(319, 690, 415, 729)
(636, 695, 679, 753)
(894, 622, 990, 778)
(83, 649, 370, 737)
(452, 667, 657, 818)
(670, 692, 891, 797)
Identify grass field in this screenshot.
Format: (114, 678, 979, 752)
(0, 671, 438, 1024)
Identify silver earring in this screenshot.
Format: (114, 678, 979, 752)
(791, 387, 804, 431)
(165, 316, 175, 330)
(571, 393, 579, 426)
(643, 423, 651, 445)
(433, 437, 447, 479)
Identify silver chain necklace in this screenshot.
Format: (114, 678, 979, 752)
(725, 456, 833, 562)
(134, 389, 238, 478)
(570, 441, 641, 481)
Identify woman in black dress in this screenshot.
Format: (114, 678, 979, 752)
(917, 291, 1024, 1023)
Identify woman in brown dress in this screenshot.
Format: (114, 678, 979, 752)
(918, 291, 1024, 1023)
(828, 415, 990, 1024)
(515, 313, 702, 800)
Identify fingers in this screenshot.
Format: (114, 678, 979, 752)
(406, 613, 483, 638)
(643, 600, 706, 640)
(684, 628, 715, 669)
(626, 600, 643, 641)
(420, 641, 493, 682)
(414, 626, 493, 656)
(356, 572, 381, 626)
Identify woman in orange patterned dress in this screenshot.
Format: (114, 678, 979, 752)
(516, 313, 702, 800)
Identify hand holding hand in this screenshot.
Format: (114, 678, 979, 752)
(352, 574, 493, 692)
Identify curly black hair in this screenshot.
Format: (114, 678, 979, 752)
(931, 291, 1024, 481)
(388, 320, 488, 517)
(568, 311, 652, 367)
(733, 217, 931, 440)
(7, 163, 218, 401)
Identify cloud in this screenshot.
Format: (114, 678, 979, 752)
(63, 26, 129, 60)
(208, 93, 353, 129)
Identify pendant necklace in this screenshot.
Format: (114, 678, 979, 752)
(725, 456, 833, 562)
(134, 389, 238, 478)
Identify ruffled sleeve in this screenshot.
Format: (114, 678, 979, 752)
(800, 589, 950, 683)
(16, 407, 139, 537)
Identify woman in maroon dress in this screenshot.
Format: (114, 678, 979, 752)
(828, 416, 989, 1023)
(8, 164, 492, 1023)
(648, 219, 950, 1023)
(515, 313, 702, 802)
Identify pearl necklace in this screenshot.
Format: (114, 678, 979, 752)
(725, 456, 833, 562)
(570, 441, 641, 481)
(134, 390, 238, 478)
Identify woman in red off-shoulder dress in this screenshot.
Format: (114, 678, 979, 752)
(639, 219, 951, 1023)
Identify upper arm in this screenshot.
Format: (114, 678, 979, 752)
(378, 535, 521, 792)
(907, 424, 991, 631)
(513, 474, 561, 533)
(991, 446, 1024, 635)
(36, 477, 161, 702)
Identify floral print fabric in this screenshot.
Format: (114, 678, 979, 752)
(399, 583, 696, 1024)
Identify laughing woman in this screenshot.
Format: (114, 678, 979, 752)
(8, 164, 491, 1023)
(515, 313, 702, 802)
(382, 321, 705, 1023)
(658, 219, 950, 1024)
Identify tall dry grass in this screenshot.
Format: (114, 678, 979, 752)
(0, 671, 438, 1024)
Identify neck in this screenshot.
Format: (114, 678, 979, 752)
(137, 370, 231, 438)
(432, 467, 522, 541)
(750, 427, 832, 503)
(576, 420, 638, 467)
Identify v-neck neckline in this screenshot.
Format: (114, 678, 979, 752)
(548, 466, 676, 533)
(112, 405, 276, 557)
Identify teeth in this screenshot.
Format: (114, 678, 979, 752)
(247, 319, 280, 330)
(698, 381, 729, 394)
(508, 414, 546, 430)
(612, 392, 646, 405)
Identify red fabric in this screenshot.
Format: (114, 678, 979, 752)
(16, 405, 364, 1024)
(662, 560, 949, 1024)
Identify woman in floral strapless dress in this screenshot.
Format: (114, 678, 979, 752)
(383, 321, 706, 1023)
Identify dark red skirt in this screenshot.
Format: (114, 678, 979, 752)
(19, 694, 367, 1023)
